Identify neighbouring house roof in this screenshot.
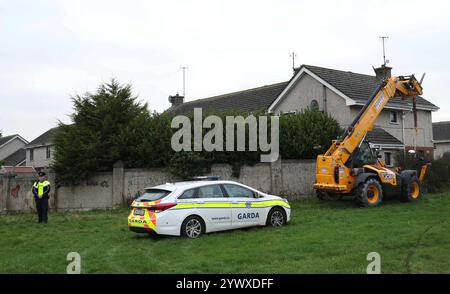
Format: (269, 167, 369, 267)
(268, 64, 439, 112)
(2, 148, 26, 166)
(432, 121, 450, 141)
(366, 127, 403, 146)
(167, 82, 289, 116)
(25, 127, 60, 149)
(0, 134, 28, 148)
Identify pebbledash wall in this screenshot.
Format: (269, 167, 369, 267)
(0, 159, 316, 213)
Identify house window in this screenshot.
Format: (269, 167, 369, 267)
(310, 99, 319, 111)
(29, 149, 34, 161)
(390, 111, 398, 123)
(46, 146, 51, 159)
(385, 152, 392, 166)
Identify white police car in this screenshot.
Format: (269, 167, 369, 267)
(128, 177, 291, 238)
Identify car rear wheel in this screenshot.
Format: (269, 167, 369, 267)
(266, 207, 286, 227)
(181, 216, 205, 239)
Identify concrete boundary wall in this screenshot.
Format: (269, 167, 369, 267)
(0, 159, 316, 213)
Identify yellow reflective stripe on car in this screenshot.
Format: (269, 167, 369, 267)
(251, 200, 290, 208)
(177, 202, 230, 209)
(172, 200, 290, 209)
(132, 200, 289, 209)
(174, 203, 196, 209)
(231, 202, 247, 208)
(197, 202, 230, 208)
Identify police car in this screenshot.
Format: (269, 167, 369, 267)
(128, 177, 291, 238)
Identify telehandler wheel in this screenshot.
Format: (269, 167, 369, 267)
(355, 178, 383, 207)
(316, 190, 342, 201)
(400, 175, 422, 203)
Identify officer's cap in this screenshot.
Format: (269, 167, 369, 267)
(38, 171, 46, 177)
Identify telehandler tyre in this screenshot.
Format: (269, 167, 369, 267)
(400, 175, 422, 203)
(355, 178, 383, 207)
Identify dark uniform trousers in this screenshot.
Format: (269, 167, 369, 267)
(35, 197, 49, 223)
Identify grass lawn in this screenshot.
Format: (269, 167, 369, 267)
(0, 193, 449, 274)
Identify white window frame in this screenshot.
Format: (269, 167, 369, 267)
(389, 111, 399, 124)
(384, 151, 393, 167)
(46, 146, 51, 159)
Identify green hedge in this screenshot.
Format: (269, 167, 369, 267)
(395, 151, 450, 193)
(53, 80, 342, 183)
(166, 108, 342, 179)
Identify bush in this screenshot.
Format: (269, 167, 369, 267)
(395, 151, 450, 193)
(168, 152, 212, 180)
(53, 79, 162, 184)
(167, 108, 342, 179)
(279, 109, 342, 159)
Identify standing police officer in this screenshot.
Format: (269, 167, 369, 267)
(32, 172, 51, 224)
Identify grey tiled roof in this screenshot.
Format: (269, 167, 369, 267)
(167, 82, 289, 116)
(0, 134, 19, 147)
(2, 148, 26, 166)
(366, 127, 403, 145)
(302, 65, 438, 110)
(167, 64, 437, 116)
(433, 121, 450, 141)
(26, 127, 59, 148)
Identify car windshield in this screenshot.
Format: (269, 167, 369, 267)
(137, 189, 171, 202)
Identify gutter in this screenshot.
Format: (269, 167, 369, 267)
(24, 143, 54, 149)
(353, 101, 439, 112)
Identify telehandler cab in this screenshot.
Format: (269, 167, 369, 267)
(314, 73, 428, 207)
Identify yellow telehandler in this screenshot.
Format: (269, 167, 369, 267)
(314, 74, 428, 207)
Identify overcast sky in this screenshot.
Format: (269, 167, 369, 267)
(1, 0, 450, 141)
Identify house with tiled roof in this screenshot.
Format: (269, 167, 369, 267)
(167, 64, 439, 166)
(24, 127, 60, 169)
(432, 121, 450, 159)
(0, 134, 28, 167)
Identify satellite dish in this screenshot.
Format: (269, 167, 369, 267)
(385, 59, 390, 64)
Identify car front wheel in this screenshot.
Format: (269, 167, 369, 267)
(181, 216, 205, 239)
(266, 207, 286, 227)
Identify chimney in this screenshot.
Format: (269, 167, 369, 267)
(168, 93, 184, 107)
(373, 65, 392, 80)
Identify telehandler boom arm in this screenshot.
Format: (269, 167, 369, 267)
(324, 75, 423, 166)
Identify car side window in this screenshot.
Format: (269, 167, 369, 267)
(222, 184, 255, 198)
(179, 188, 196, 199)
(197, 185, 224, 198)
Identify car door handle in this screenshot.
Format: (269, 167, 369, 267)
(197, 201, 205, 204)
(231, 201, 239, 204)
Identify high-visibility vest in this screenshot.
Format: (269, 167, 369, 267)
(33, 180, 50, 198)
